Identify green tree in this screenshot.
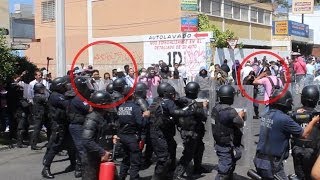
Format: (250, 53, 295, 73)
(0, 34, 16, 84)
(0, 33, 37, 84)
(198, 14, 241, 48)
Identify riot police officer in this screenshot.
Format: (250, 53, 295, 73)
(30, 83, 50, 150)
(112, 78, 126, 102)
(211, 85, 245, 180)
(118, 87, 149, 180)
(106, 83, 114, 94)
(290, 85, 320, 180)
(150, 84, 193, 180)
(9, 82, 30, 148)
(254, 89, 320, 179)
(134, 83, 153, 169)
(41, 77, 76, 179)
(67, 76, 93, 178)
(173, 82, 208, 180)
(82, 91, 116, 180)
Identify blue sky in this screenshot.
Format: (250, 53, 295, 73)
(9, 0, 33, 12)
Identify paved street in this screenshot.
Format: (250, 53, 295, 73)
(0, 88, 305, 180)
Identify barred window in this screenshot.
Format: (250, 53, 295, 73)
(200, 0, 211, 14)
(41, 0, 55, 22)
(224, 0, 232, 18)
(258, 9, 264, 23)
(250, 7, 257, 22)
(212, 0, 221, 16)
(233, 3, 240, 19)
(264, 12, 271, 25)
(241, 5, 249, 21)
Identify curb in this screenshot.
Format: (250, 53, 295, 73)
(0, 145, 11, 151)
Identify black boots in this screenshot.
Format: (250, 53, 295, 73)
(16, 131, 27, 148)
(74, 161, 82, 178)
(42, 166, 54, 179)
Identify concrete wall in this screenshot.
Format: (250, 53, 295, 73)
(0, 0, 10, 45)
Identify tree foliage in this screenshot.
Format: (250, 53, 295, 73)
(198, 14, 242, 48)
(0, 33, 37, 84)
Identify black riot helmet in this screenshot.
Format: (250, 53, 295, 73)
(270, 89, 293, 113)
(301, 85, 319, 108)
(218, 85, 235, 105)
(75, 76, 94, 99)
(113, 78, 126, 93)
(34, 83, 46, 94)
(185, 82, 200, 99)
(90, 91, 112, 105)
(50, 77, 67, 93)
(157, 82, 171, 98)
(134, 83, 148, 98)
(163, 85, 176, 99)
(106, 83, 114, 94)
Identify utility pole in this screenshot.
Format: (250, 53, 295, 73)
(56, 0, 66, 77)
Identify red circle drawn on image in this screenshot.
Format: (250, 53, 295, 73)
(70, 40, 138, 109)
(236, 51, 291, 105)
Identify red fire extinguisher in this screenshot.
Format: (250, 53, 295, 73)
(99, 145, 117, 180)
(99, 162, 116, 180)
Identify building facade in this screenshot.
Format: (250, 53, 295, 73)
(199, 0, 273, 48)
(0, 0, 10, 46)
(26, 0, 273, 75)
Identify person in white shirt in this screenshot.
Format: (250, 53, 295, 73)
(125, 68, 135, 87)
(305, 58, 316, 86)
(28, 70, 50, 103)
(241, 62, 254, 82)
(178, 64, 187, 84)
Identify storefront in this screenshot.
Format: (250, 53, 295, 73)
(271, 20, 313, 55)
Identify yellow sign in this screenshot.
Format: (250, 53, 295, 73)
(292, 0, 314, 14)
(274, 21, 288, 35)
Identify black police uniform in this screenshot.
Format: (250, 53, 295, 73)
(254, 109, 302, 179)
(150, 95, 192, 179)
(82, 110, 116, 180)
(291, 106, 320, 180)
(6, 82, 31, 142)
(173, 97, 207, 179)
(7, 83, 30, 147)
(118, 100, 146, 180)
(68, 95, 91, 177)
(30, 91, 50, 149)
(42, 91, 76, 178)
(136, 96, 153, 168)
(211, 103, 243, 179)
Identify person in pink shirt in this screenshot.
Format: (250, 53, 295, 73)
(139, 67, 161, 104)
(253, 68, 283, 113)
(293, 56, 306, 94)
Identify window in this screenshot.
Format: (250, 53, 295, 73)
(212, 0, 221, 16)
(241, 5, 249, 21)
(224, 0, 232, 18)
(264, 12, 271, 25)
(250, 7, 257, 22)
(233, 3, 240, 19)
(201, 0, 211, 14)
(41, 0, 55, 22)
(258, 9, 264, 23)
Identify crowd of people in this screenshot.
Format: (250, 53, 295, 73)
(0, 52, 320, 180)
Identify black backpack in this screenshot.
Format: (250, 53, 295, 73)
(266, 76, 281, 98)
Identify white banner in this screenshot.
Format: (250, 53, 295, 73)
(143, 32, 212, 77)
